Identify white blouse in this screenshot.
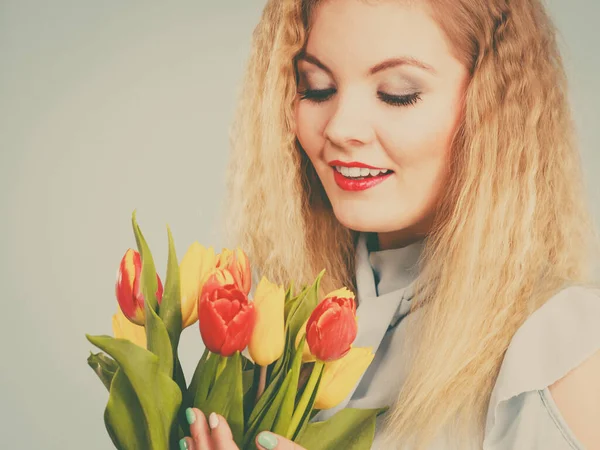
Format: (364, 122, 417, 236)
(311, 231, 600, 449)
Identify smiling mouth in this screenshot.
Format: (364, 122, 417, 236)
(332, 165, 394, 179)
(331, 166, 393, 191)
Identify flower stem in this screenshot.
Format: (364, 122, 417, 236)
(255, 365, 268, 404)
(215, 355, 227, 380)
(286, 360, 324, 438)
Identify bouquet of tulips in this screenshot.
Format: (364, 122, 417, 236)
(86, 211, 387, 449)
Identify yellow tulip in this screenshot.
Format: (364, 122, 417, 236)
(179, 242, 217, 328)
(112, 305, 147, 349)
(314, 346, 375, 410)
(248, 276, 285, 366)
(216, 248, 252, 295)
(322, 287, 355, 302)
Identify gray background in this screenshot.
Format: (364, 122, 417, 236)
(0, 1, 598, 448)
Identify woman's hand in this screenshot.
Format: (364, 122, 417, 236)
(179, 407, 307, 450)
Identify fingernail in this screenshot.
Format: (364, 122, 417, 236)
(257, 431, 279, 449)
(185, 408, 196, 425)
(208, 412, 219, 429)
(179, 438, 188, 450)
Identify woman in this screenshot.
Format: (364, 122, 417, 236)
(181, 0, 600, 448)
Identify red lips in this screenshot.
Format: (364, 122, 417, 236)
(329, 159, 390, 170)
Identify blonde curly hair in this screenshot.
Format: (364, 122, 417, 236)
(221, 0, 600, 448)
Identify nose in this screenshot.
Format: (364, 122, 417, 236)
(323, 89, 375, 148)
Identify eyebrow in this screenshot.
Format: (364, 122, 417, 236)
(297, 52, 437, 76)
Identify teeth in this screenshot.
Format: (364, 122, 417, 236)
(334, 166, 391, 178)
(349, 167, 361, 177)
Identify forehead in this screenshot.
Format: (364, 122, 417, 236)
(304, 0, 454, 75)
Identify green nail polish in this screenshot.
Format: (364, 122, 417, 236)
(257, 431, 279, 449)
(185, 408, 196, 425)
(179, 438, 188, 450)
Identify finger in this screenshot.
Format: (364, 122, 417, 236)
(256, 431, 306, 450)
(178, 437, 194, 450)
(207, 412, 239, 449)
(187, 407, 213, 450)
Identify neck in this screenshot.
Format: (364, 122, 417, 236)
(374, 214, 433, 251)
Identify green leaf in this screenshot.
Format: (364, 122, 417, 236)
(243, 338, 306, 447)
(131, 210, 158, 311)
(145, 301, 174, 378)
(283, 284, 309, 324)
(200, 353, 245, 446)
(190, 350, 220, 410)
(187, 347, 209, 406)
(159, 225, 183, 354)
(246, 361, 286, 430)
(159, 226, 182, 348)
(243, 364, 262, 423)
(286, 269, 325, 349)
(294, 407, 388, 450)
(244, 273, 324, 444)
(131, 210, 174, 378)
(104, 367, 149, 449)
(273, 285, 311, 382)
(272, 335, 305, 436)
(201, 354, 233, 414)
(159, 225, 188, 438)
(242, 368, 255, 396)
(228, 353, 245, 446)
(288, 360, 324, 440)
(272, 271, 324, 384)
(87, 351, 118, 391)
(86, 334, 182, 450)
(284, 280, 294, 303)
(242, 369, 293, 449)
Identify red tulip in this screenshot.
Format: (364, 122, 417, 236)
(305, 288, 358, 362)
(198, 269, 256, 356)
(115, 248, 164, 326)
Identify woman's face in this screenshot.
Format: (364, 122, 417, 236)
(294, 0, 469, 249)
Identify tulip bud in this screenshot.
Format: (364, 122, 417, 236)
(198, 269, 256, 357)
(314, 347, 374, 410)
(115, 248, 163, 326)
(305, 287, 357, 362)
(179, 242, 217, 328)
(295, 287, 358, 362)
(248, 276, 285, 366)
(112, 306, 147, 349)
(215, 248, 252, 295)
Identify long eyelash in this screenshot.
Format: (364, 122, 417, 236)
(298, 88, 336, 103)
(377, 92, 422, 107)
(297, 88, 422, 107)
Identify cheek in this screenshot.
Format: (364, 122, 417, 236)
(295, 102, 328, 160)
(379, 98, 460, 168)
(377, 98, 460, 212)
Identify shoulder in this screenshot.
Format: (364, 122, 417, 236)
(548, 340, 600, 449)
(484, 284, 600, 449)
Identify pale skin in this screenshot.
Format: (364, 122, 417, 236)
(183, 0, 600, 448)
(179, 409, 303, 450)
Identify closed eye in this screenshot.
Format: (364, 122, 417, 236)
(377, 91, 422, 107)
(298, 88, 422, 107)
(298, 88, 336, 103)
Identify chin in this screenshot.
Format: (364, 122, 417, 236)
(331, 204, 410, 234)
